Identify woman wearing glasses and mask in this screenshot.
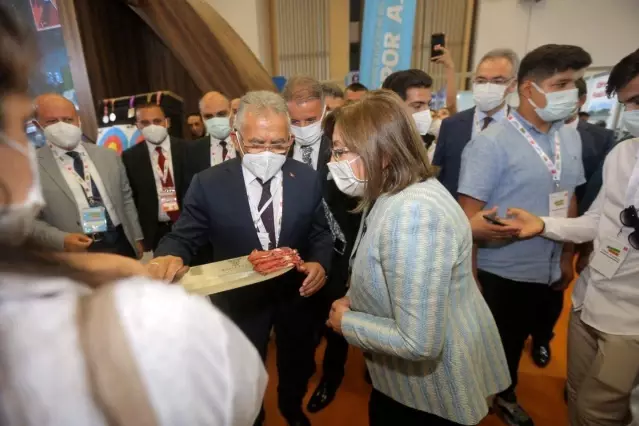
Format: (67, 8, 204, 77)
(326, 90, 510, 426)
(0, 6, 266, 425)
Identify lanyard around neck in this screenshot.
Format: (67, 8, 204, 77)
(53, 147, 94, 201)
(507, 113, 561, 188)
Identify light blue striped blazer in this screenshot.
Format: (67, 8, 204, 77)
(342, 179, 510, 425)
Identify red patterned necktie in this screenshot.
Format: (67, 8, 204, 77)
(155, 147, 179, 222)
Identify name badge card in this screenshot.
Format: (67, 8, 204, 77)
(590, 237, 631, 279)
(549, 191, 569, 218)
(160, 188, 179, 212)
(81, 207, 108, 234)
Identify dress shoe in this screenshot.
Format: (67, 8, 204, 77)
(531, 342, 551, 368)
(307, 378, 340, 413)
(284, 411, 311, 426)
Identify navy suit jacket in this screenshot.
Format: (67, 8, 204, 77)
(431, 107, 475, 197)
(154, 158, 333, 307)
(575, 120, 615, 210)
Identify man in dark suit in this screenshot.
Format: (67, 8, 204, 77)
(150, 91, 333, 426)
(282, 76, 358, 412)
(432, 48, 519, 197)
(122, 104, 186, 252)
(529, 77, 616, 368)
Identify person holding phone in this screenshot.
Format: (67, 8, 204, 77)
(504, 48, 639, 426)
(458, 44, 591, 426)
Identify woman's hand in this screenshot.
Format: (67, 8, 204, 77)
(327, 296, 351, 335)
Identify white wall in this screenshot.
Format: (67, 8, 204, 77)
(202, 0, 272, 71)
(473, 0, 639, 69)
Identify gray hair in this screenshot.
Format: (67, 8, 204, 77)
(478, 48, 520, 77)
(234, 90, 290, 131)
(281, 75, 325, 106)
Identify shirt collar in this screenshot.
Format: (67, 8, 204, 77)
(241, 164, 282, 185)
(566, 118, 579, 129)
(49, 142, 85, 159)
(210, 135, 228, 145)
(511, 109, 563, 137)
(476, 103, 508, 123)
(146, 136, 171, 153)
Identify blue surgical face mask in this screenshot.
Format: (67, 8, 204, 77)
(528, 82, 579, 123)
(622, 109, 639, 137)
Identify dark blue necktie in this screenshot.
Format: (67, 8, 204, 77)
(66, 151, 114, 230)
(257, 178, 276, 250)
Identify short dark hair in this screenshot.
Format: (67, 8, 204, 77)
(322, 83, 344, 99)
(606, 49, 639, 98)
(187, 112, 202, 120)
(345, 82, 368, 93)
(578, 111, 590, 119)
(575, 78, 587, 98)
(136, 103, 166, 116)
(517, 44, 592, 86)
(381, 69, 433, 101)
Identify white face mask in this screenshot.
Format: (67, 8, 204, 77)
(623, 109, 639, 137)
(237, 132, 287, 182)
(290, 107, 325, 147)
(473, 83, 508, 112)
(412, 109, 433, 136)
(43, 121, 83, 150)
(528, 82, 579, 123)
(430, 118, 442, 138)
(142, 124, 169, 145)
(327, 156, 366, 197)
(0, 135, 45, 245)
(205, 116, 231, 140)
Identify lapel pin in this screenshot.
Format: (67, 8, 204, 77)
(289, 172, 295, 178)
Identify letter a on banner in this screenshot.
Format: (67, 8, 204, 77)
(359, 0, 417, 89)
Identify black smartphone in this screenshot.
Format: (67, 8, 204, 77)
(483, 214, 507, 227)
(431, 33, 445, 58)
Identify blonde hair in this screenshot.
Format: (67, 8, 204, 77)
(333, 90, 436, 210)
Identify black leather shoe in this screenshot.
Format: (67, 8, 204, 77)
(307, 378, 340, 413)
(284, 412, 311, 426)
(531, 342, 551, 368)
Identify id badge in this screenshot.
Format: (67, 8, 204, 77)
(590, 237, 630, 279)
(549, 191, 569, 218)
(257, 232, 271, 251)
(81, 206, 108, 234)
(160, 188, 179, 212)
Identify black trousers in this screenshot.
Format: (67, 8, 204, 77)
(530, 288, 564, 344)
(369, 389, 466, 426)
(89, 225, 136, 258)
(479, 270, 561, 396)
(215, 277, 317, 422)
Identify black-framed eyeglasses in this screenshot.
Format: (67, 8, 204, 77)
(620, 206, 639, 249)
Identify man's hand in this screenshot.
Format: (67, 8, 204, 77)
(575, 242, 594, 274)
(505, 208, 546, 239)
(297, 262, 326, 297)
(64, 233, 93, 252)
(431, 45, 454, 69)
(552, 255, 575, 291)
(135, 241, 145, 260)
(147, 255, 189, 283)
(327, 296, 351, 335)
(53, 252, 150, 286)
(469, 207, 521, 241)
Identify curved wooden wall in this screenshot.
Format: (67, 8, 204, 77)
(128, 0, 276, 96)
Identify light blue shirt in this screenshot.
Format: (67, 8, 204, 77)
(459, 110, 586, 284)
(472, 103, 509, 138)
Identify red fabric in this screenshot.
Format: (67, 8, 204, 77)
(156, 147, 179, 222)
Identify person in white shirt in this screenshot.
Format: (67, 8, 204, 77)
(505, 49, 639, 426)
(230, 97, 241, 128)
(31, 94, 144, 258)
(0, 8, 267, 425)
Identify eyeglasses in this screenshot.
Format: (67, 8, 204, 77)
(243, 142, 291, 155)
(620, 206, 639, 249)
(473, 77, 514, 85)
(331, 147, 355, 161)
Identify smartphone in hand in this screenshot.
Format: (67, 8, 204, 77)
(431, 33, 445, 59)
(483, 214, 507, 227)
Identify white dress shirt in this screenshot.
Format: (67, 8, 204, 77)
(209, 136, 236, 166)
(146, 137, 174, 222)
(0, 274, 267, 426)
(293, 141, 321, 170)
(50, 143, 121, 227)
(566, 117, 580, 129)
(471, 103, 509, 137)
(541, 138, 639, 335)
(242, 165, 283, 249)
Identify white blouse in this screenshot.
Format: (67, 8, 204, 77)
(0, 274, 267, 426)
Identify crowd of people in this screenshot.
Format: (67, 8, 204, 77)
(1, 4, 639, 426)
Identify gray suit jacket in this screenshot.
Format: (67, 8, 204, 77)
(29, 143, 144, 251)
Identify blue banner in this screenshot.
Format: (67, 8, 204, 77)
(359, 0, 417, 90)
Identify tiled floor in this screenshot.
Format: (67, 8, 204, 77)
(263, 286, 573, 426)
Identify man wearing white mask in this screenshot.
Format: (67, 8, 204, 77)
(458, 44, 591, 426)
(122, 104, 186, 252)
(433, 48, 519, 198)
(31, 94, 144, 258)
(149, 91, 332, 426)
